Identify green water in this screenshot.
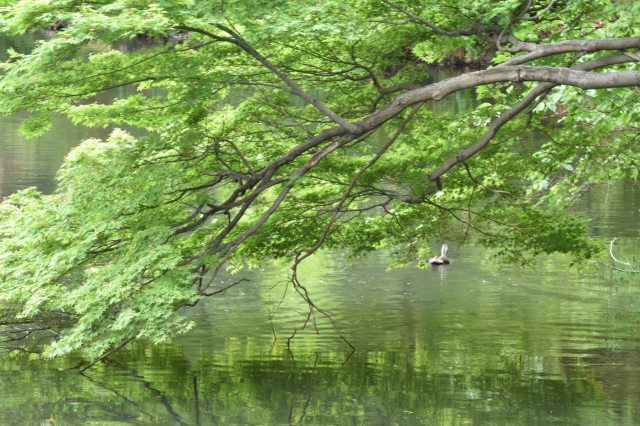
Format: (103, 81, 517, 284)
(1, 36, 640, 426)
(3, 236, 640, 425)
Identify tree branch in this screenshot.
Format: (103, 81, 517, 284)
(428, 53, 639, 184)
(79, 337, 135, 374)
(526, 0, 560, 21)
(380, 0, 488, 36)
(177, 24, 360, 133)
(498, 37, 640, 67)
(609, 237, 632, 266)
(295, 105, 423, 265)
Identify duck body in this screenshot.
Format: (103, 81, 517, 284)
(429, 244, 450, 265)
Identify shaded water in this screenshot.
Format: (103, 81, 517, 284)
(1, 36, 640, 425)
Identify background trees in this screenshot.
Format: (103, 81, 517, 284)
(0, 0, 638, 359)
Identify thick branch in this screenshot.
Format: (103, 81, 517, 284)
(179, 53, 640, 286)
(182, 58, 640, 263)
(428, 54, 638, 182)
(498, 37, 640, 66)
(361, 65, 640, 133)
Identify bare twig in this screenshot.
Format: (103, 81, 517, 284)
(200, 278, 249, 296)
(79, 337, 135, 374)
(589, 259, 639, 273)
(526, 0, 560, 21)
(609, 237, 631, 266)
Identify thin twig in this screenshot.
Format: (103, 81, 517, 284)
(589, 259, 639, 273)
(79, 337, 135, 374)
(609, 237, 631, 266)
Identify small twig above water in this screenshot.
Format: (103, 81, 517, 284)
(609, 237, 632, 266)
(79, 337, 135, 374)
(588, 259, 639, 273)
(590, 237, 640, 273)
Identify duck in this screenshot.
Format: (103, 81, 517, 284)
(429, 244, 450, 265)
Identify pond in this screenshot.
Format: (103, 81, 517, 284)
(1, 36, 639, 425)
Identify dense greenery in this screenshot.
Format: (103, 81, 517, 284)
(0, 0, 638, 360)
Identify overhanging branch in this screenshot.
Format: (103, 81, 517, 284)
(428, 54, 639, 183)
(498, 37, 640, 66)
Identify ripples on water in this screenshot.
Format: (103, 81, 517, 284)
(5, 243, 639, 424)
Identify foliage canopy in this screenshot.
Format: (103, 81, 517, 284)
(0, 0, 639, 360)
